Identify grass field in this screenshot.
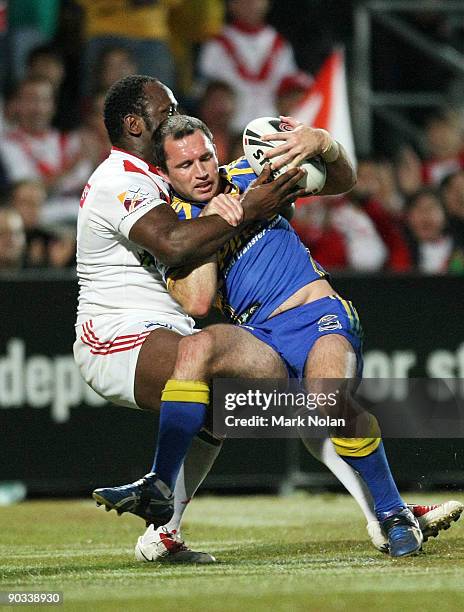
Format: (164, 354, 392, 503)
(1, 492, 464, 611)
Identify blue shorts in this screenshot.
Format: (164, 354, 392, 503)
(239, 295, 364, 381)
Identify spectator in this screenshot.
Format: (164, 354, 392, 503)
(405, 188, 464, 274)
(291, 162, 393, 274)
(78, 90, 111, 166)
(375, 158, 404, 214)
(0, 208, 25, 271)
(328, 196, 388, 272)
(440, 170, 464, 249)
(291, 193, 388, 273)
(26, 44, 65, 93)
(198, 0, 303, 131)
(25, 44, 71, 130)
(77, 0, 180, 94)
(276, 71, 313, 117)
(92, 45, 137, 95)
(10, 179, 76, 268)
(10, 179, 50, 267)
(395, 146, 424, 199)
(0, 76, 94, 225)
(422, 112, 464, 185)
(291, 197, 348, 270)
(350, 158, 412, 272)
(198, 80, 237, 165)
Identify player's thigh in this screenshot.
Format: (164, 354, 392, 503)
(303, 334, 360, 414)
(178, 323, 287, 379)
(212, 324, 287, 378)
(304, 334, 357, 379)
(134, 327, 183, 411)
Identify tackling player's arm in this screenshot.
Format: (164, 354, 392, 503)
(166, 256, 218, 318)
(129, 165, 306, 267)
(262, 116, 356, 196)
(160, 193, 240, 317)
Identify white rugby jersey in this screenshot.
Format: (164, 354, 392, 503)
(76, 147, 193, 328)
(0, 127, 93, 196)
(199, 24, 298, 131)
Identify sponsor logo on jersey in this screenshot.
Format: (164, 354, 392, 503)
(80, 183, 90, 208)
(144, 321, 173, 330)
(317, 314, 342, 332)
(117, 185, 153, 212)
(235, 302, 261, 325)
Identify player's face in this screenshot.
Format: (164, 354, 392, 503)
(163, 130, 220, 202)
(142, 82, 178, 135)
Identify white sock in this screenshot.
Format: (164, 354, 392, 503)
(164, 430, 223, 534)
(301, 437, 377, 523)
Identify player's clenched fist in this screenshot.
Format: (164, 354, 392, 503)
(200, 193, 244, 227)
(241, 164, 306, 221)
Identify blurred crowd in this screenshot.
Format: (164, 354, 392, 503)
(0, 0, 463, 276)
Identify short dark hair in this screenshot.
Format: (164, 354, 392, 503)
(26, 43, 63, 67)
(405, 186, 441, 212)
(153, 115, 213, 172)
(201, 79, 236, 100)
(103, 75, 157, 145)
(439, 169, 464, 194)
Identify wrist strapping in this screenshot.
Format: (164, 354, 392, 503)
(321, 138, 340, 163)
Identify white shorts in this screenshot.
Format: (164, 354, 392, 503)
(73, 314, 195, 409)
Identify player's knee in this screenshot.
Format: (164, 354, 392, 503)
(177, 330, 216, 369)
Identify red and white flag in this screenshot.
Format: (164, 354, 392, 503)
(293, 48, 356, 164)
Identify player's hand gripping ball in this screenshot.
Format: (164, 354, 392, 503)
(243, 117, 327, 195)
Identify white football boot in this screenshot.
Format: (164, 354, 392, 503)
(367, 500, 464, 553)
(135, 524, 216, 563)
(409, 501, 464, 542)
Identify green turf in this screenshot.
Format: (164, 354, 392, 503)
(1, 493, 464, 611)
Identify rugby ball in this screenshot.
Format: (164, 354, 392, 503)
(243, 117, 327, 195)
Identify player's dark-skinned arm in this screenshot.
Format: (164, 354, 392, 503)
(262, 116, 356, 196)
(129, 165, 306, 268)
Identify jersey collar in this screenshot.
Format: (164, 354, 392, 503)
(171, 189, 207, 209)
(111, 146, 161, 175)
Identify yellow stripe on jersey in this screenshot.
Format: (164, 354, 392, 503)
(348, 302, 361, 335)
(328, 295, 361, 335)
(171, 197, 192, 219)
(221, 157, 250, 183)
(181, 202, 192, 219)
(228, 167, 255, 176)
(339, 298, 354, 333)
(309, 253, 325, 277)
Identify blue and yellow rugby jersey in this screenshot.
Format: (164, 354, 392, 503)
(169, 157, 327, 325)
